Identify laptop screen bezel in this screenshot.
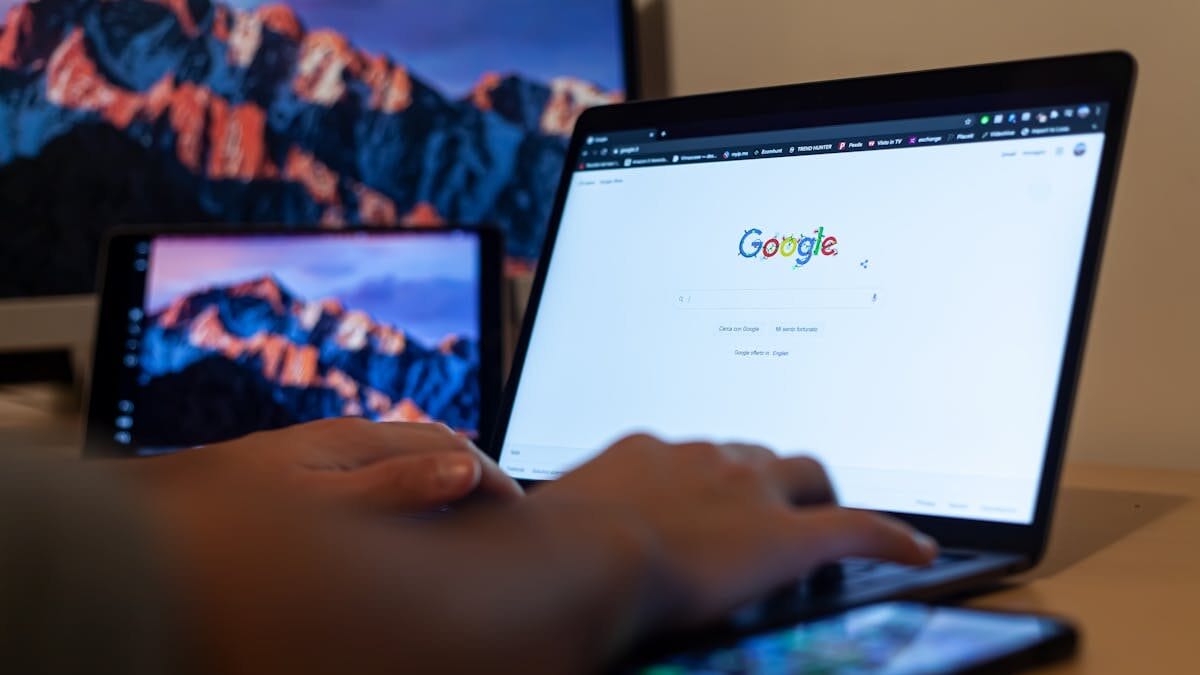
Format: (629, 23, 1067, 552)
(489, 52, 1136, 565)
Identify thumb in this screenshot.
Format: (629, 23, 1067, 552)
(311, 452, 484, 513)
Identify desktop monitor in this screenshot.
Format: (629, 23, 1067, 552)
(0, 0, 637, 374)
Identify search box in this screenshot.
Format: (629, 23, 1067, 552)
(675, 288, 879, 310)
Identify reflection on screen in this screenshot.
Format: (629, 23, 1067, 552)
(636, 602, 1052, 674)
(119, 232, 481, 453)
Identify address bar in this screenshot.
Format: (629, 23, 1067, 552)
(674, 288, 880, 310)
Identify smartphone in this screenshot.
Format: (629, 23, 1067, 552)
(628, 601, 1077, 674)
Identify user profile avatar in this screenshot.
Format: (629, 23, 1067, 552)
(1073, 142, 1087, 157)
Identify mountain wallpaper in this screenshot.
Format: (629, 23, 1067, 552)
(0, 0, 625, 296)
(135, 233, 482, 448)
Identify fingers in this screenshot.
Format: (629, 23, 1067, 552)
(470, 447, 526, 502)
(277, 418, 471, 466)
(780, 507, 939, 568)
(365, 422, 523, 500)
(390, 424, 524, 501)
(609, 436, 834, 507)
(315, 452, 484, 512)
(717, 442, 776, 465)
(289, 419, 523, 502)
(354, 420, 479, 461)
(768, 456, 836, 505)
(669, 440, 916, 564)
(716, 444, 834, 506)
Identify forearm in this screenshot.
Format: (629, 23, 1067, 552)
(387, 501, 672, 674)
(152, 474, 669, 675)
(0, 454, 188, 675)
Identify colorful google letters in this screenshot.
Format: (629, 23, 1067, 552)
(738, 227, 839, 267)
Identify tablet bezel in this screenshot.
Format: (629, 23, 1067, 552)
(85, 224, 503, 457)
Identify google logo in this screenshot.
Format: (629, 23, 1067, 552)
(738, 227, 839, 267)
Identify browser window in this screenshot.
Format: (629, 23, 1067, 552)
(501, 107, 1107, 524)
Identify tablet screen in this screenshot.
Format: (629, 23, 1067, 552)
(95, 229, 491, 455)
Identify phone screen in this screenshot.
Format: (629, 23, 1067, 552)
(633, 602, 1071, 674)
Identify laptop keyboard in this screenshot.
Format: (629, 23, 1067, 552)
(729, 551, 984, 630)
(807, 552, 977, 596)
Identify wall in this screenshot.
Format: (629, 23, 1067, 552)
(649, 0, 1200, 468)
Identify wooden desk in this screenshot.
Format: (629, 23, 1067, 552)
(0, 383, 82, 456)
(970, 462, 1199, 673)
(1, 386, 1195, 671)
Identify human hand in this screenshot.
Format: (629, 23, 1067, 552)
(131, 418, 523, 513)
(530, 434, 938, 631)
(112, 431, 932, 675)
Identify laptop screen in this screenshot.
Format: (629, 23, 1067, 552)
(499, 104, 1109, 525)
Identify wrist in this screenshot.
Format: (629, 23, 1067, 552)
(509, 496, 678, 664)
(100, 447, 223, 489)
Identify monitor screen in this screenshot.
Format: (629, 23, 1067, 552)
(0, 0, 630, 297)
(107, 229, 487, 455)
(499, 104, 1109, 524)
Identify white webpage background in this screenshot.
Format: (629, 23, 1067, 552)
(502, 134, 1105, 524)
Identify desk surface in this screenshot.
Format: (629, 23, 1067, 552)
(1, 386, 1196, 673)
(971, 461, 1199, 673)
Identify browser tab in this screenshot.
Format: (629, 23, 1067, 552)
(599, 128, 658, 143)
(573, 103, 1104, 172)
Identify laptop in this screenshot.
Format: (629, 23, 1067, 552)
(487, 52, 1135, 631)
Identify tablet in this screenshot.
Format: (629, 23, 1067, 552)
(85, 227, 502, 456)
